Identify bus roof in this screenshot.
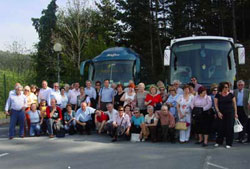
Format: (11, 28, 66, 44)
(92, 47, 139, 62)
(170, 36, 234, 46)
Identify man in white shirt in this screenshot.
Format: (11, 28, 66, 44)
(75, 102, 99, 135)
(8, 83, 22, 96)
(5, 85, 27, 139)
(48, 82, 62, 106)
(38, 80, 52, 104)
(68, 82, 80, 110)
(104, 103, 118, 135)
(85, 80, 97, 107)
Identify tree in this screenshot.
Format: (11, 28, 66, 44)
(32, 0, 58, 84)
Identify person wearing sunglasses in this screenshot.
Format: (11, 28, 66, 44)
(131, 108, 146, 141)
(214, 82, 238, 149)
(112, 107, 131, 142)
(233, 80, 250, 143)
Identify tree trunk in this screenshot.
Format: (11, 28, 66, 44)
(231, 0, 237, 41)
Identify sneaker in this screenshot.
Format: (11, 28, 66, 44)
(214, 143, 219, 147)
(226, 145, 231, 149)
(202, 143, 208, 147)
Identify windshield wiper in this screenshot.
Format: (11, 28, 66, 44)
(173, 51, 178, 70)
(227, 48, 233, 70)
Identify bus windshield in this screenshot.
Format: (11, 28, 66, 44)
(170, 40, 236, 85)
(93, 60, 134, 85)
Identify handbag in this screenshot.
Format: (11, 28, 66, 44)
(130, 133, 140, 142)
(234, 119, 243, 133)
(117, 117, 126, 136)
(175, 121, 187, 130)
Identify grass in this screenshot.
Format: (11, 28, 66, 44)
(0, 111, 8, 120)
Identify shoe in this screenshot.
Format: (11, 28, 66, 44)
(195, 141, 203, 144)
(9, 137, 14, 140)
(238, 140, 243, 143)
(180, 141, 185, 144)
(49, 135, 54, 138)
(111, 138, 117, 142)
(214, 143, 219, 147)
(202, 143, 208, 147)
(226, 145, 231, 149)
(243, 140, 250, 144)
(20, 135, 24, 138)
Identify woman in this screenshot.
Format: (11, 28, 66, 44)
(64, 104, 76, 134)
(191, 86, 212, 147)
(124, 104, 133, 119)
(114, 84, 125, 110)
(60, 88, 68, 114)
(145, 105, 158, 142)
(210, 85, 218, 141)
(135, 83, 148, 115)
(166, 86, 179, 118)
(188, 83, 196, 96)
(30, 85, 38, 105)
(177, 85, 194, 143)
(131, 108, 146, 141)
(27, 103, 41, 136)
(159, 86, 168, 103)
(95, 110, 109, 134)
(214, 82, 238, 149)
(120, 83, 136, 107)
(24, 86, 34, 135)
(145, 85, 162, 110)
(76, 87, 91, 111)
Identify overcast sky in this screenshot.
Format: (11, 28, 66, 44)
(0, 0, 96, 52)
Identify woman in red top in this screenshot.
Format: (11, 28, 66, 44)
(95, 110, 109, 134)
(145, 85, 163, 110)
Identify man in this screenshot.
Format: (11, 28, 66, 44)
(190, 77, 202, 92)
(48, 82, 62, 106)
(38, 80, 52, 103)
(95, 81, 102, 108)
(68, 82, 80, 110)
(46, 98, 63, 138)
(64, 84, 70, 97)
(112, 107, 131, 142)
(98, 79, 115, 111)
(105, 103, 118, 134)
(85, 80, 97, 107)
(8, 83, 22, 96)
(5, 85, 27, 139)
(233, 80, 250, 143)
(173, 80, 183, 95)
(75, 102, 99, 135)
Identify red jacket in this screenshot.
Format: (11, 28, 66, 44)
(46, 106, 63, 120)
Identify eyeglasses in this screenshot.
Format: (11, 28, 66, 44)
(134, 111, 139, 114)
(213, 90, 218, 92)
(224, 86, 229, 89)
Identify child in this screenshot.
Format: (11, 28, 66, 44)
(39, 99, 47, 135)
(27, 103, 41, 136)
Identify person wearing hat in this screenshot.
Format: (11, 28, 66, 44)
(145, 85, 163, 111)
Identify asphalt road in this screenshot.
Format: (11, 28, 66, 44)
(0, 125, 250, 169)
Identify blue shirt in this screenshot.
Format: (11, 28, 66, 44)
(131, 115, 144, 126)
(100, 87, 114, 102)
(166, 94, 179, 117)
(75, 107, 96, 122)
(237, 90, 244, 106)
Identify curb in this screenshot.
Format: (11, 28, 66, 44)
(0, 118, 10, 125)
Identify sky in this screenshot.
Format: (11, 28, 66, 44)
(0, 0, 96, 52)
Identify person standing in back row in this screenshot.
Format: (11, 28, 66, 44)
(214, 82, 238, 149)
(98, 79, 114, 111)
(233, 80, 249, 143)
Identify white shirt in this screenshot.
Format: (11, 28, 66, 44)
(75, 107, 96, 122)
(85, 87, 97, 99)
(60, 95, 68, 109)
(38, 87, 52, 103)
(48, 89, 62, 106)
(68, 89, 80, 105)
(105, 109, 118, 123)
(5, 93, 27, 111)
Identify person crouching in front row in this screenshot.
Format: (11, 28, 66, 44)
(27, 103, 41, 136)
(64, 104, 76, 135)
(75, 102, 99, 135)
(46, 98, 63, 138)
(112, 106, 131, 142)
(130, 107, 146, 141)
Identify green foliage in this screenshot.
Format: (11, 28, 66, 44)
(32, 0, 58, 84)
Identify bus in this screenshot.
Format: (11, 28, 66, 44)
(164, 36, 245, 88)
(80, 47, 140, 86)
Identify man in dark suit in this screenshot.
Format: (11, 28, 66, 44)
(234, 80, 250, 143)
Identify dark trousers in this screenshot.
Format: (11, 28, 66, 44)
(161, 125, 175, 142)
(237, 106, 248, 141)
(246, 118, 250, 141)
(148, 126, 157, 141)
(112, 126, 130, 140)
(76, 120, 92, 134)
(131, 124, 141, 134)
(100, 102, 111, 111)
(9, 109, 25, 137)
(216, 112, 234, 146)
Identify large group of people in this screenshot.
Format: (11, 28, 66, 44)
(4, 78, 250, 149)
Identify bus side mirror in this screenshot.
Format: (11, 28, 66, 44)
(238, 47, 245, 65)
(235, 43, 245, 65)
(164, 46, 170, 66)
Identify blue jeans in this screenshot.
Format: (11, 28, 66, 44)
(30, 123, 41, 136)
(9, 109, 25, 137)
(47, 119, 62, 135)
